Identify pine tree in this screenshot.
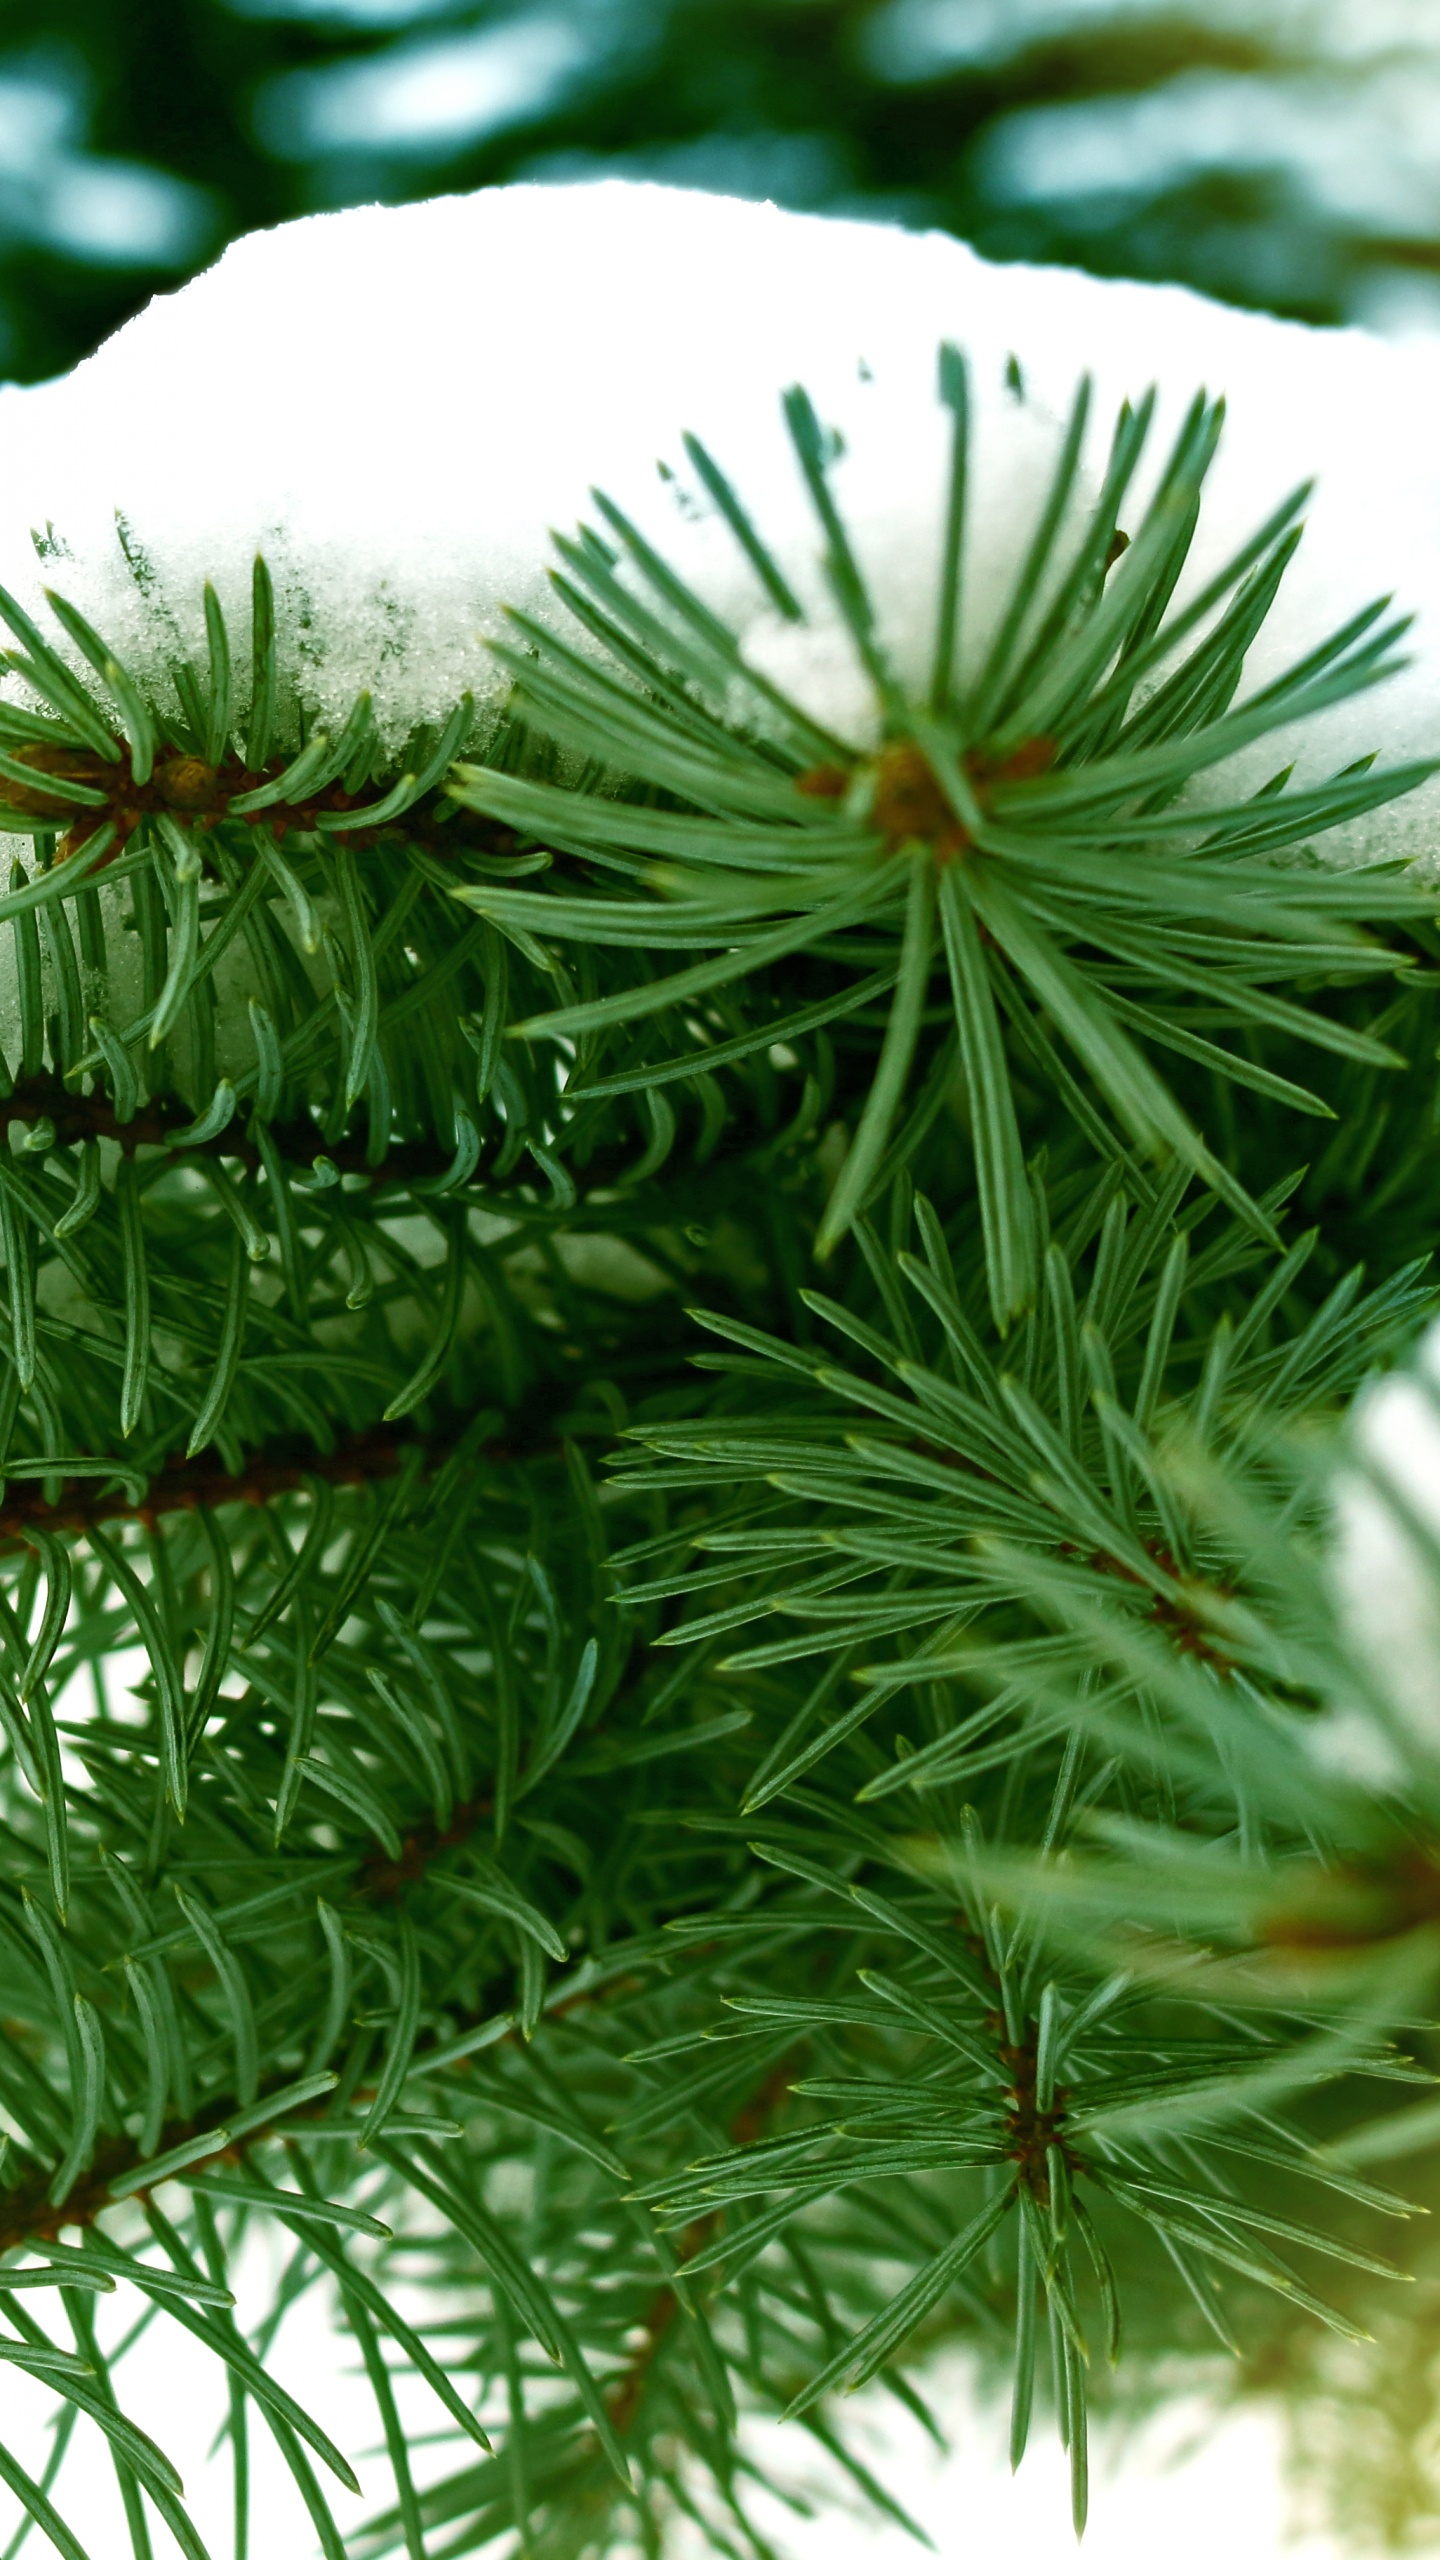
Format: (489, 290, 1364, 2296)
(0, 227, 1438, 2560)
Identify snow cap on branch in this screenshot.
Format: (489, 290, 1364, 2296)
(0, 178, 1436, 851)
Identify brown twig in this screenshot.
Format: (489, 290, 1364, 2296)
(0, 1422, 450, 1550)
(0, 1072, 462, 1186)
(799, 735, 1057, 866)
(0, 2102, 240, 2251)
(0, 1400, 582, 1554)
(0, 2017, 476, 2252)
(3, 741, 516, 867)
(0, 1066, 771, 1201)
(997, 2021, 1071, 2207)
(0, 1954, 638, 2254)
(608, 2053, 802, 2434)
(357, 1790, 493, 1902)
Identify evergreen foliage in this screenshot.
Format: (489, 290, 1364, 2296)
(0, 345, 1436, 2558)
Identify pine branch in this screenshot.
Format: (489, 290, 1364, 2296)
(0, 317, 1435, 2560)
(0, 1072, 464, 1185)
(0, 1068, 774, 1198)
(0, 1975, 539, 2257)
(2, 741, 516, 869)
(0, 1423, 466, 1550)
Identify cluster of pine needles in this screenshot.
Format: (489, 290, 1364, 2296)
(0, 350, 1432, 2555)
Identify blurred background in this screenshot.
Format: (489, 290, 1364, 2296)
(6, 0, 1440, 387)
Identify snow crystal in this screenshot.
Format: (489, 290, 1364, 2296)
(0, 178, 1436, 861)
(1332, 1326, 1440, 1764)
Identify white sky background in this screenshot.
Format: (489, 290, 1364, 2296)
(0, 2263, 1352, 2560)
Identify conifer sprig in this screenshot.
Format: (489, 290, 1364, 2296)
(616, 1175, 1434, 1776)
(0, 345, 1433, 2557)
(448, 356, 1437, 1324)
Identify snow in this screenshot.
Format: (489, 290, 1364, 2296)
(0, 178, 1436, 861)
